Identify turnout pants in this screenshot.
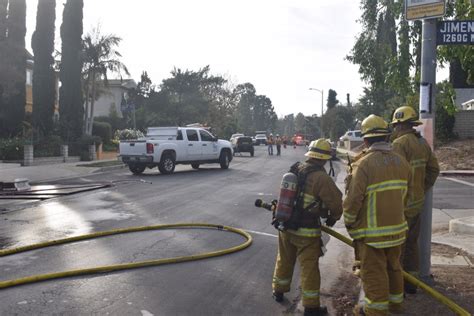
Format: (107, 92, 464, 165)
(272, 231, 322, 308)
(401, 214, 421, 276)
(360, 243, 403, 316)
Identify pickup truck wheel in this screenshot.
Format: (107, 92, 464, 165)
(158, 154, 175, 174)
(129, 164, 146, 175)
(191, 163, 200, 170)
(219, 151, 230, 169)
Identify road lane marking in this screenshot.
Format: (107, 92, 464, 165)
(245, 229, 278, 238)
(443, 177, 474, 187)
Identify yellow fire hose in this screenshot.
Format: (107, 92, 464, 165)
(0, 222, 471, 315)
(0, 223, 252, 290)
(320, 225, 472, 316)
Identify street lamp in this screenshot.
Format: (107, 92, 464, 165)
(309, 88, 324, 138)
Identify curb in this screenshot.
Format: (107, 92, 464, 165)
(440, 171, 474, 177)
(94, 164, 127, 173)
(449, 216, 474, 235)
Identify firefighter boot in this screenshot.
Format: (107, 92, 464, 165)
(272, 292, 284, 302)
(304, 305, 328, 316)
(404, 283, 417, 294)
(352, 304, 366, 316)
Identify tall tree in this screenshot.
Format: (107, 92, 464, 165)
(82, 26, 129, 135)
(234, 83, 256, 135)
(32, 0, 56, 136)
(326, 89, 339, 109)
(0, 0, 26, 137)
(0, 0, 7, 40)
(59, 0, 84, 141)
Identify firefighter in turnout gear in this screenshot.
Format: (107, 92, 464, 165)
(344, 148, 368, 277)
(272, 139, 343, 316)
(343, 115, 412, 316)
(390, 106, 440, 294)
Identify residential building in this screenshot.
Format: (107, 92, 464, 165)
(92, 79, 137, 118)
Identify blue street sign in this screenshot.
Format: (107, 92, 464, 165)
(437, 20, 474, 45)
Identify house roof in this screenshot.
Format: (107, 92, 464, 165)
(102, 79, 137, 89)
(461, 99, 474, 106)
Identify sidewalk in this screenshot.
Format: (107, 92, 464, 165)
(0, 157, 125, 184)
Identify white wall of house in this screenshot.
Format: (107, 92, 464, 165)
(92, 80, 136, 118)
(93, 86, 125, 118)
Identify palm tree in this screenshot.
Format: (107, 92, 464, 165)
(82, 26, 129, 135)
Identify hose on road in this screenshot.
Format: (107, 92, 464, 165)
(320, 225, 471, 316)
(0, 223, 252, 290)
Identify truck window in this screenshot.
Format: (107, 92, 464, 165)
(177, 130, 183, 140)
(199, 130, 214, 141)
(355, 131, 361, 137)
(186, 129, 199, 141)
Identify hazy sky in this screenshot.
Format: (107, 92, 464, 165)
(25, 0, 367, 117)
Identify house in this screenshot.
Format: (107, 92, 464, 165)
(92, 79, 137, 118)
(25, 50, 60, 118)
(461, 99, 474, 111)
(454, 88, 474, 110)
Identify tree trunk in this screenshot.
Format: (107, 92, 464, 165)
(87, 71, 96, 135)
(83, 75, 90, 133)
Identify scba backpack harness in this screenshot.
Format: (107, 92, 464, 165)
(273, 162, 329, 231)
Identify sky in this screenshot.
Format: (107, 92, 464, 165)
(25, 0, 370, 117)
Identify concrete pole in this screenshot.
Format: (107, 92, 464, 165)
(321, 90, 324, 138)
(418, 18, 437, 283)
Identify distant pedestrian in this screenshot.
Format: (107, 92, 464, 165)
(276, 134, 282, 156)
(268, 134, 274, 155)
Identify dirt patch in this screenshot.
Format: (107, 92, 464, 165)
(331, 271, 360, 316)
(435, 139, 474, 171)
(403, 243, 474, 315)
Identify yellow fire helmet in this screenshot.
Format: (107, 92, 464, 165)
(305, 138, 332, 160)
(391, 106, 422, 126)
(361, 114, 391, 138)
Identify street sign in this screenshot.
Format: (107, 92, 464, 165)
(437, 20, 474, 45)
(405, 0, 446, 21)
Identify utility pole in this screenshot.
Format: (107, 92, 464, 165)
(309, 88, 324, 138)
(418, 18, 437, 284)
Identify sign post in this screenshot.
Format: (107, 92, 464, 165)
(405, 0, 446, 284)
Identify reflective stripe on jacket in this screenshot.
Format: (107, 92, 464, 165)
(392, 130, 440, 218)
(343, 142, 412, 248)
(287, 160, 343, 237)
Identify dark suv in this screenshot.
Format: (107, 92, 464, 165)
(233, 136, 254, 156)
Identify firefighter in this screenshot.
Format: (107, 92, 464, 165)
(268, 133, 274, 155)
(276, 134, 282, 156)
(344, 148, 368, 277)
(343, 115, 412, 316)
(272, 139, 343, 316)
(390, 106, 440, 294)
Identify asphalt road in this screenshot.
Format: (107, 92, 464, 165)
(0, 145, 353, 316)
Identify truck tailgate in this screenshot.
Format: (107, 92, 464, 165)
(119, 141, 151, 159)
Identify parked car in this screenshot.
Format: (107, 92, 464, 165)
(254, 133, 267, 145)
(230, 133, 244, 143)
(119, 127, 233, 174)
(233, 136, 255, 156)
(339, 130, 363, 142)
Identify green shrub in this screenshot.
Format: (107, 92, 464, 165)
(0, 137, 24, 160)
(93, 121, 112, 144)
(102, 142, 118, 152)
(34, 135, 63, 157)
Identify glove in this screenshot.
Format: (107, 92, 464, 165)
(325, 217, 337, 227)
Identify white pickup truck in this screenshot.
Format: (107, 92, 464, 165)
(119, 127, 233, 174)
